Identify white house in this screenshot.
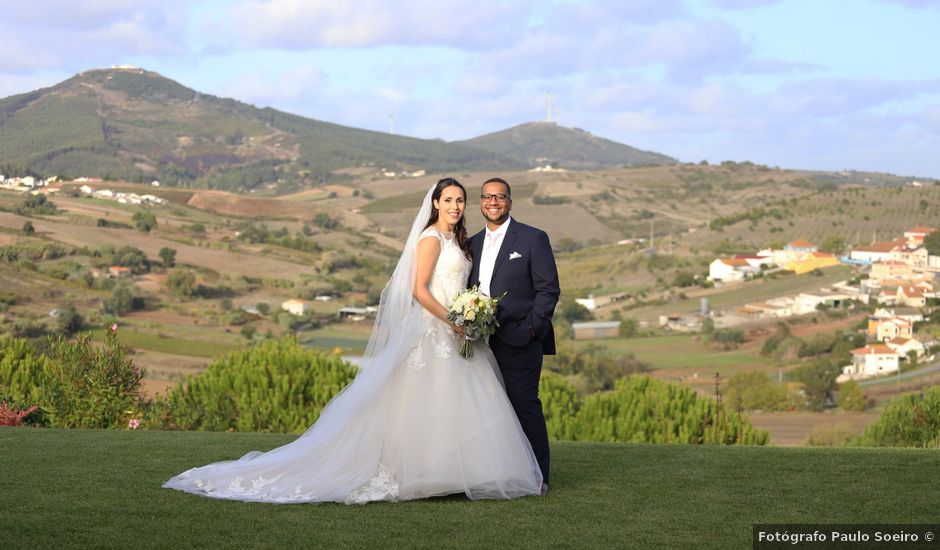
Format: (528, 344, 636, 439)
(897, 285, 927, 308)
(838, 344, 900, 382)
(886, 337, 925, 359)
(792, 289, 853, 314)
(904, 226, 936, 245)
(79, 184, 94, 195)
(742, 302, 792, 318)
(281, 299, 313, 316)
(872, 307, 924, 324)
(873, 317, 914, 342)
(849, 239, 906, 263)
(708, 258, 757, 283)
(891, 246, 929, 268)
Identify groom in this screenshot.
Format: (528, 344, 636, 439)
(469, 177, 560, 496)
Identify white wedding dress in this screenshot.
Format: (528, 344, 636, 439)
(163, 218, 543, 504)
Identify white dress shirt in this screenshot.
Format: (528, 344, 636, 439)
(478, 216, 511, 297)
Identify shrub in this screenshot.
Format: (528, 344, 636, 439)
(157, 338, 357, 433)
(540, 373, 580, 440)
(618, 318, 638, 338)
(853, 387, 940, 447)
(567, 376, 768, 445)
(837, 380, 869, 412)
(805, 423, 857, 447)
(545, 342, 648, 393)
(40, 327, 145, 429)
(0, 397, 39, 426)
(132, 211, 158, 233)
(723, 371, 789, 411)
(0, 336, 46, 405)
(54, 303, 84, 334)
(101, 284, 145, 316)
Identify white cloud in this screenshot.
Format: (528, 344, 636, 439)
(708, 0, 783, 9)
(210, 0, 536, 50)
(0, 2, 188, 72)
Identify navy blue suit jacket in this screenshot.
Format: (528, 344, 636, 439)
(469, 219, 560, 356)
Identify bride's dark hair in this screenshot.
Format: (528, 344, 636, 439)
(425, 177, 473, 260)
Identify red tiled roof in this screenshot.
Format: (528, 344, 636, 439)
(789, 239, 816, 248)
(906, 227, 936, 234)
(888, 337, 911, 345)
(853, 239, 907, 253)
(719, 258, 750, 266)
(852, 344, 896, 355)
(900, 286, 924, 298)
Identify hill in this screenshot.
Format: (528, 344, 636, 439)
(5, 428, 940, 548)
(0, 68, 522, 190)
(458, 121, 675, 170)
(0, 68, 677, 190)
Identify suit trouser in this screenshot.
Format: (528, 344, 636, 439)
(490, 337, 550, 484)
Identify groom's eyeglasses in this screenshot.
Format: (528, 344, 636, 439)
(480, 194, 510, 203)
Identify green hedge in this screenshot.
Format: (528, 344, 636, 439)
(540, 373, 768, 445)
(157, 338, 357, 433)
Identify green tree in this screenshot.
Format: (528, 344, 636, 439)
(924, 230, 940, 256)
(21, 221, 35, 236)
(701, 317, 715, 336)
(166, 269, 197, 300)
(158, 247, 176, 267)
(132, 211, 158, 233)
(819, 234, 847, 254)
(618, 318, 638, 338)
(557, 295, 593, 323)
(724, 371, 788, 411)
(672, 271, 696, 287)
(792, 358, 841, 411)
(256, 302, 271, 316)
(101, 284, 144, 316)
(240, 324, 257, 341)
(838, 380, 868, 412)
(110, 246, 150, 273)
(313, 213, 338, 230)
(54, 303, 83, 334)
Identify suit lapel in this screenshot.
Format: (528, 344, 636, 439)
(469, 231, 484, 285)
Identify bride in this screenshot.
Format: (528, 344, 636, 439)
(163, 178, 543, 504)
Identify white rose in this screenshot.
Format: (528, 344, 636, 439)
(465, 310, 477, 321)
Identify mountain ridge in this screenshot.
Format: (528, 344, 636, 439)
(0, 68, 674, 190)
(458, 121, 675, 170)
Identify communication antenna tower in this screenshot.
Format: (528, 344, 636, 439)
(388, 113, 395, 134)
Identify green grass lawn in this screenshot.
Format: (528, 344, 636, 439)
(578, 334, 777, 371)
(3, 428, 939, 548)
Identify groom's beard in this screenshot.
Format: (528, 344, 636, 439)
(482, 210, 509, 226)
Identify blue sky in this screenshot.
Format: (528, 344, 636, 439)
(1, 0, 938, 177)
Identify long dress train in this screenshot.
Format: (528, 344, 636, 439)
(163, 225, 543, 503)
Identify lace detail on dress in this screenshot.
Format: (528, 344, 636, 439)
(181, 472, 320, 503)
(347, 463, 400, 504)
(434, 336, 452, 358)
(406, 347, 426, 372)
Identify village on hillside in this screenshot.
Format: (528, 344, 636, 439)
(575, 227, 939, 383)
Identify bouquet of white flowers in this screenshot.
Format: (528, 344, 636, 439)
(446, 286, 503, 359)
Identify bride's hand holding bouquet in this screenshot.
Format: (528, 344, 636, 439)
(446, 286, 503, 359)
